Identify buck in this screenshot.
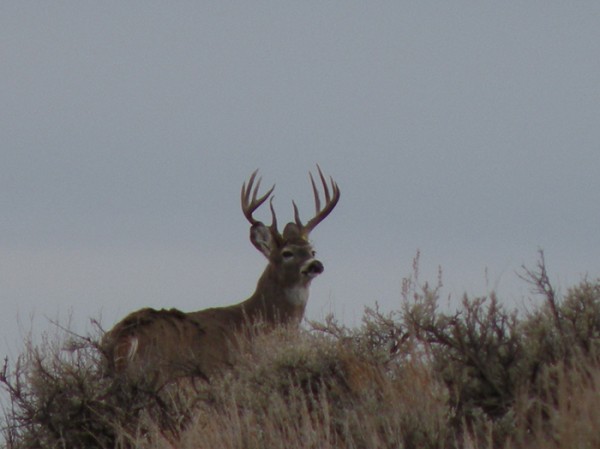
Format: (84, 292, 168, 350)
(102, 166, 340, 387)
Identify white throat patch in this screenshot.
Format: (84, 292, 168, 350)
(285, 286, 310, 306)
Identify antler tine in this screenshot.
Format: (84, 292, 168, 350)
(309, 172, 321, 214)
(241, 169, 257, 209)
(269, 196, 278, 232)
(241, 170, 275, 226)
(302, 165, 340, 235)
(293, 200, 302, 227)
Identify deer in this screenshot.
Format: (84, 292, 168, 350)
(102, 166, 340, 388)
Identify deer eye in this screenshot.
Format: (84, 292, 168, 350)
(311, 251, 316, 257)
(282, 250, 294, 259)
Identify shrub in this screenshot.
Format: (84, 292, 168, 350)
(0, 324, 194, 449)
(2, 251, 600, 449)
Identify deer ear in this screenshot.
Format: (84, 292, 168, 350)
(250, 223, 275, 258)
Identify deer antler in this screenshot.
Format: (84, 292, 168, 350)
(293, 165, 340, 236)
(241, 170, 277, 229)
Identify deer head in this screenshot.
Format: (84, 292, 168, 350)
(239, 165, 340, 322)
(243, 166, 338, 281)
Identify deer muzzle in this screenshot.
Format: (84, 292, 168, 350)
(302, 259, 324, 278)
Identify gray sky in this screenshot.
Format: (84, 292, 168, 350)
(2, 3, 600, 355)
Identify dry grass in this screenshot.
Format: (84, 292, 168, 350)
(2, 251, 600, 449)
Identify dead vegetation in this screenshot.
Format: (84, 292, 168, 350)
(2, 251, 600, 449)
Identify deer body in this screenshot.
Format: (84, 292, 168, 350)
(103, 167, 339, 386)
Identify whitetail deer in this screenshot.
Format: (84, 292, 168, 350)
(102, 166, 340, 386)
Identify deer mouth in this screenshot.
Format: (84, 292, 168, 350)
(302, 260, 324, 278)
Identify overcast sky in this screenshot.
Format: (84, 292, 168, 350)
(2, 3, 599, 355)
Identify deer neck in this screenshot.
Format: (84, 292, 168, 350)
(240, 266, 309, 326)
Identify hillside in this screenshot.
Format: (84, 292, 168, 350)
(2, 253, 600, 449)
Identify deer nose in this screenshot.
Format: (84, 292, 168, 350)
(304, 260, 324, 276)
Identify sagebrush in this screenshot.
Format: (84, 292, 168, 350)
(2, 252, 600, 449)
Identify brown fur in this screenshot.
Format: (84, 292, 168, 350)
(103, 241, 316, 386)
(102, 168, 339, 387)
